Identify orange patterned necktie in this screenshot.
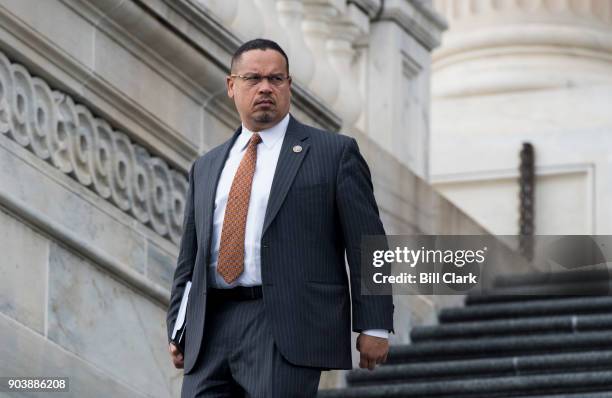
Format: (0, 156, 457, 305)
(217, 133, 262, 284)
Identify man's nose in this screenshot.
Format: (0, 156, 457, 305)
(257, 78, 273, 93)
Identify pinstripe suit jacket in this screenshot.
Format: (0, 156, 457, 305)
(166, 115, 394, 375)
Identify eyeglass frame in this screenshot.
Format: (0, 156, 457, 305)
(229, 73, 292, 87)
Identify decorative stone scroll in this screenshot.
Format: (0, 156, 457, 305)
(0, 51, 188, 244)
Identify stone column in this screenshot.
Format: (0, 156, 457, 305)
(432, 0, 612, 97)
(430, 0, 612, 234)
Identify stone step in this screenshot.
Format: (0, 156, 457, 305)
(386, 331, 612, 364)
(346, 350, 612, 386)
(411, 313, 612, 342)
(468, 282, 612, 298)
(317, 370, 612, 398)
(511, 393, 612, 398)
(440, 296, 612, 323)
(494, 269, 611, 289)
(465, 294, 572, 306)
(465, 269, 612, 305)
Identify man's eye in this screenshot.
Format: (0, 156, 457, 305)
(245, 76, 261, 82)
(270, 76, 284, 83)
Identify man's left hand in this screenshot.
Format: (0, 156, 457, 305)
(356, 333, 389, 370)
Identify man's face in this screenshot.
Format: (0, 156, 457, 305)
(226, 49, 291, 132)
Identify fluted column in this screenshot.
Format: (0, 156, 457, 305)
(276, 0, 315, 85)
(302, 0, 340, 106)
(430, 0, 612, 235)
(432, 0, 612, 97)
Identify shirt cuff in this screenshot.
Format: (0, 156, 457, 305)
(362, 329, 389, 339)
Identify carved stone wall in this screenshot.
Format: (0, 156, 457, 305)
(0, 52, 188, 244)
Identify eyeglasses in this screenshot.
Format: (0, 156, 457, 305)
(230, 74, 291, 87)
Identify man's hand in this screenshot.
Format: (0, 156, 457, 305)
(356, 333, 389, 370)
(169, 343, 184, 369)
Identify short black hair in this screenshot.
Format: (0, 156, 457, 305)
(230, 38, 289, 75)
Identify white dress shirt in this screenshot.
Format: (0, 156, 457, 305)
(207, 113, 388, 339)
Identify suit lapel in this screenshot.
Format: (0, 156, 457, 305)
(262, 115, 310, 237)
(201, 126, 242, 260)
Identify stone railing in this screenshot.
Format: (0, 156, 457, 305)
(193, 0, 376, 129)
(0, 51, 188, 244)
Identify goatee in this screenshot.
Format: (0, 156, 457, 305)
(254, 112, 272, 123)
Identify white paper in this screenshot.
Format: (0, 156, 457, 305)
(171, 281, 191, 340)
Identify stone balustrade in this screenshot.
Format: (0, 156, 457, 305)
(194, 0, 377, 131)
(192, 0, 446, 178)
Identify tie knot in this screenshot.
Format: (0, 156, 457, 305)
(249, 133, 262, 147)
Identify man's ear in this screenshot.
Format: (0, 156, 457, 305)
(226, 76, 234, 99)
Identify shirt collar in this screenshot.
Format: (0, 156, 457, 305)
(236, 113, 290, 151)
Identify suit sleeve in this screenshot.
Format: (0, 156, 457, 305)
(336, 137, 394, 334)
(166, 160, 197, 344)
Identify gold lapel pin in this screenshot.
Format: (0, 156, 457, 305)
(292, 145, 303, 153)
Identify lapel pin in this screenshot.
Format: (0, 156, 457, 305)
(293, 145, 303, 153)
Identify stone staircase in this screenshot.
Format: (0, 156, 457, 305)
(319, 272, 612, 397)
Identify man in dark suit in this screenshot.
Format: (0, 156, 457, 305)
(166, 38, 394, 397)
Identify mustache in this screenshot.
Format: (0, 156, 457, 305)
(254, 97, 275, 105)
